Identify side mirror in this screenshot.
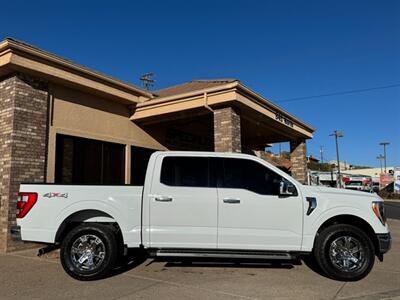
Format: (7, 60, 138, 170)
(279, 180, 297, 196)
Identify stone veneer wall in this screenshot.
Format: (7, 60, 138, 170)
(213, 107, 241, 153)
(0, 74, 48, 252)
(290, 140, 308, 184)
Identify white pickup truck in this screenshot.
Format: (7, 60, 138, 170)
(12, 151, 391, 281)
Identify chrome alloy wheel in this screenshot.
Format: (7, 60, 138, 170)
(329, 235, 365, 272)
(70, 234, 106, 271)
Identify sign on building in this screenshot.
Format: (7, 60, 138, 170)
(380, 173, 394, 190)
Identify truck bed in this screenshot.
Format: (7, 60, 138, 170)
(17, 184, 143, 245)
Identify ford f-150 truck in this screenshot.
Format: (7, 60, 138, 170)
(11, 151, 391, 281)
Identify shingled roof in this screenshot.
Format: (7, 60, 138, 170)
(154, 79, 238, 98)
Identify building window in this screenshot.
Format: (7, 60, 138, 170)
(131, 146, 156, 185)
(55, 134, 125, 184)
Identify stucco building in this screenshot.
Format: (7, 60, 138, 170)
(0, 38, 314, 252)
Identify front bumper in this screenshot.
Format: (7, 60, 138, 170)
(377, 232, 391, 254)
(10, 225, 21, 241)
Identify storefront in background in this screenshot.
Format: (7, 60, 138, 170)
(0, 38, 314, 252)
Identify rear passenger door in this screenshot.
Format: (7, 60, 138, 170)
(149, 155, 218, 248)
(217, 157, 303, 251)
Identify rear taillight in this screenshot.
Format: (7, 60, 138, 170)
(16, 192, 38, 218)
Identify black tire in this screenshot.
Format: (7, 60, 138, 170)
(60, 223, 118, 281)
(314, 224, 375, 281)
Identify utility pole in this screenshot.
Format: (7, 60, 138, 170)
(379, 142, 390, 173)
(320, 146, 324, 164)
(330, 130, 344, 188)
(376, 154, 384, 174)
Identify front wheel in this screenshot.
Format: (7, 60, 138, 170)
(314, 224, 375, 281)
(60, 224, 118, 280)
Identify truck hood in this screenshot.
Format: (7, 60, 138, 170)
(301, 185, 380, 201)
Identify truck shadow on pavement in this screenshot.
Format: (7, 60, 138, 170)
(108, 251, 328, 279)
(300, 255, 329, 278)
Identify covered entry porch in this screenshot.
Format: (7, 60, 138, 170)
(132, 80, 314, 183)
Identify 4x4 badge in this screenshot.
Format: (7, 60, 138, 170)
(43, 192, 68, 199)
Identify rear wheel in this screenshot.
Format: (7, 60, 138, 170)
(314, 224, 375, 281)
(60, 223, 118, 280)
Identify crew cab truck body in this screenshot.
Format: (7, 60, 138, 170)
(12, 151, 391, 281)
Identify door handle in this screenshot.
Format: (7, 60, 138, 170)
(155, 196, 173, 202)
(223, 198, 240, 204)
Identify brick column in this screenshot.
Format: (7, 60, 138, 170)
(290, 140, 308, 184)
(213, 107, 241, 153)
(0, 74, 49, 253)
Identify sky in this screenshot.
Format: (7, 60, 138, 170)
(1, 0, 399, 167)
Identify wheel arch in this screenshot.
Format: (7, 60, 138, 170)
(55, 209, 123, 245)
(315, 214, 379, 257)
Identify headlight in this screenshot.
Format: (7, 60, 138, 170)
(372, 201, 386, 225)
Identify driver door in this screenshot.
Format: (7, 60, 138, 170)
(217, 157, 303, 251)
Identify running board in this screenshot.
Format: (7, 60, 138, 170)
(151, 249, 297, 260)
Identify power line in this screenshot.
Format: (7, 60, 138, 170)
(276, 82, 400, 103)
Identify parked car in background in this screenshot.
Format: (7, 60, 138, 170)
(372, 182, 380, 193)
(342, 174, 373, 193)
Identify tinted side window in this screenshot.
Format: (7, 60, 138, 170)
(221, 158, 282, 195)
(160, 157, 213, 187)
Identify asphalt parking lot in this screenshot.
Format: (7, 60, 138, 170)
(386, 201, 400, 220)
(0, 218, 399, 299)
